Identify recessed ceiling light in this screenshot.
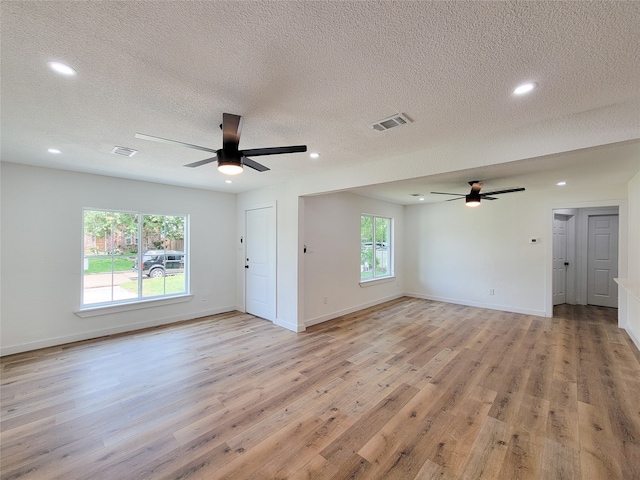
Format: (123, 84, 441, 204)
(556, 181, 567, 186)
(309, 153, 320, 159)
(419, 197, 425, 201)
(48, 148, 61, 154)
(513, 82, 536, 95)
(225, 180, 232, 184)
(47, 61, 76, 76)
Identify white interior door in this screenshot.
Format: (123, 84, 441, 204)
(245, 206, 276, 321)
(587, 215, 618, 308)
(553, 214, 569, 305)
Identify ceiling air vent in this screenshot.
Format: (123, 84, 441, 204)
(370, 113, 412, 132)
(110, 146, 137, 157)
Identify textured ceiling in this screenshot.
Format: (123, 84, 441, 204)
(1, 1, 639, 201)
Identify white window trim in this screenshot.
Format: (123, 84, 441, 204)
(359, 276, 396, 287)
(81, 208, 190, 310)
(360, 214, 394, 281)
(75, 294, 193, 317)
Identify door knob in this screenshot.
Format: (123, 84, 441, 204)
(564, 262, 569, 266)
(245, 265, 249, 269)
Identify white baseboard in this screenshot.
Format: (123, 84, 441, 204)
(404, 292, 546, 317)
(274, 317, 305, 332)
(624, 326, 640, 352)
(0, 306, 236, 357)
(304, 294, 404, 328)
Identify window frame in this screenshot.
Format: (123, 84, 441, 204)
(360, 214, 394, 283)
(81, 208, 190, 310)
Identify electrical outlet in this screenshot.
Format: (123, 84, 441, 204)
(323, 296, 328, 304)
(489, 289, 495, 295)
(202, 294, 209, 302)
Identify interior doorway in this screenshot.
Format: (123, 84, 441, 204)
(244, 204, 277, 322)
(552, 206, 619, 308)
(553, 213, 573, 305)
(587, 214, 619, 307)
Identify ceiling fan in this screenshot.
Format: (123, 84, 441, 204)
(431, 181, 525, 207)
(135, 113, 307, 175)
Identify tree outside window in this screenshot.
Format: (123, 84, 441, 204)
(361, 215, 392, 281)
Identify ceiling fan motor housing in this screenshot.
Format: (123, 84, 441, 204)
(218, 146, 242, 166)
(467, 191, 481, 201)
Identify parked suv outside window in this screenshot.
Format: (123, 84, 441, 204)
(133, 250, 185, 278)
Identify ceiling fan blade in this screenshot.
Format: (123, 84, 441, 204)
(241, 145, 307, 157)
(482, 196, 499, 200)
(184, 156, 217, 168)
(135, 133, 217, 154)
(481, 187, 526, 195)
(445, 197, 464, 202)
(430, 191, 465, 196)
(242, 156, 270, 172)
(222, 113, 243, 147)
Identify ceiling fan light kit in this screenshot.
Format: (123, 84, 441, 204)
(136, 113, 307, 176)
(218, 162, 244, 175)
(465, 193, 481, 207)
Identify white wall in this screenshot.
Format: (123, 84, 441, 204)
(236, 187, 405, 331)
(404, 184, 630, 317)
(3, 160, 637, 355)
(303, 192, 404, 326)
(238, 173, 636, 335)
(0, 162, 237, 355)
(622, 170, 640, 348)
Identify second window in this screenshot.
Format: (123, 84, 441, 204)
(360, 215, 392, 281)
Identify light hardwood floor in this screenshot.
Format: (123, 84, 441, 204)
(1, 298, 639, 479)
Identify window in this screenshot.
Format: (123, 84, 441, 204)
(361, 215, 392, 281)
(124, 233, 136, 246)
(82, 209, 188, 307)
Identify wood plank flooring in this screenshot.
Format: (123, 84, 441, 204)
(1, 298, 639, 479)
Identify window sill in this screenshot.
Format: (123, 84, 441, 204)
(359, 276, 396, 288)
(75, 294, 193, 318)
